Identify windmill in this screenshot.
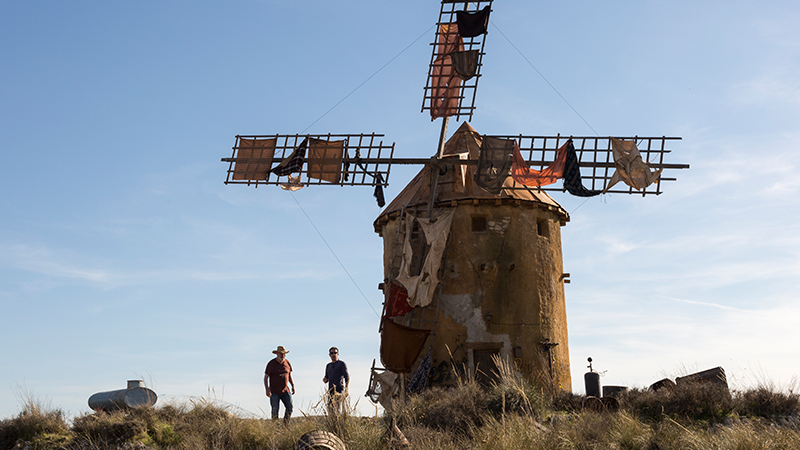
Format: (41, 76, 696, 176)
(221, 0, 689, 407)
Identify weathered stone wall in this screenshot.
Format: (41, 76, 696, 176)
(379, 201, 571, 391)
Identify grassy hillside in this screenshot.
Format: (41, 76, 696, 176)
(3, 368, 799, 450)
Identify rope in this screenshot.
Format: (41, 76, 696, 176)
(491, 21, 600, 137)
(289, 192, 380, 317)
(300, 25, 436, 134)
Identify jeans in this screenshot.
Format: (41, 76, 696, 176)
(270, 392, 293, 420)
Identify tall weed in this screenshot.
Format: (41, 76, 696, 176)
(0, 395, 70, 450)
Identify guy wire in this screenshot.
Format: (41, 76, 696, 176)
(300, 24, 436, 134)
(491, 21, 600, 137)
(491, 21, 606, 214)
(290, 191, 381, 317)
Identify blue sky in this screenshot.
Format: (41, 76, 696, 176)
(2, 0, 799, 418)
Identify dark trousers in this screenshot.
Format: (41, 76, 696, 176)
(270, 392, 293, 421)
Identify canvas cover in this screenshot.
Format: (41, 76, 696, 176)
(279, 174, 303, 191)
(372, 369, 399, 406)
(455, 5, 491, 37)
(604, 138, 663, 191)
(233, 138, 276, 180)
(307, 138, 345, 183)
(475, 136, 515, 194)
(395, 209, 455, 308)
(430, 23, 464, 120)
(384, 281, 413, 318)
(451, 50, 480, 81)
(563, 141, 601, 197)
(272, 138, 307, 176)
(380, 319, 431, 373)
(510, 140, 568, 187)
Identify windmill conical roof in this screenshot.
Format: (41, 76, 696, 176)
(374, 122, 569, 233)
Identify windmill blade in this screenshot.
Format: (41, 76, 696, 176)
(221, 133, 395, 188)
(422, 0, 494, 122)
(493, 135, 687, 196)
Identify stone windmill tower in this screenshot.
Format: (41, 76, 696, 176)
(373, 122, 572, 393)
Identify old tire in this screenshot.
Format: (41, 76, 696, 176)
(294, 430, 346, 450)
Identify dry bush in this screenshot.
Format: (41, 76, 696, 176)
(73, 405, 190, 448)
(0, 397, 70, 450)
(71, 410, 145, 446)
(549, 389, 584, 413)
(622, 382, 735, 424)
(622, 381, 800, 427)
(475, 415, 548, 450)
(388, 381, 488, 437)
(705, 420, 800, 449)
(400, 424, 474, 450)
(485, 355, 548, 420)
(737, 386, 800, 419)
(169, 401, 287, 450)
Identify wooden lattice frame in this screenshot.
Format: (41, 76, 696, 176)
(222, 134, 395, 188)
(498, 135, 686, 196)
(421, 0, 493, 122)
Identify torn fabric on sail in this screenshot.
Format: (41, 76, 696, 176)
(510, 140, 567, 187)
(374, 172, 386, 207)
(380, 320, 430, 374)
(307, 138, 344, 183)
(475, 136, 515, 194)
(279, 174, 304, 191)
(233, 138, 276, 180)
(451, 50, 480, 81)
(271, 138, 307, 176)
(406, 349, 432, 394)
(373, 370, 399, 406)
(384, 281, 413, 319)
(455, 6, 490, 37)
(430, 23, 464, 120)
(604, 138, 663, 192)
(564, 141, 601, 197)
(395, 209, 456, 308)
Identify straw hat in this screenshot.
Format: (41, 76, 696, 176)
(272, 345, 290, 354)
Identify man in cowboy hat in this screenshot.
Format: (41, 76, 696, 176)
(264, 345, 295, 423)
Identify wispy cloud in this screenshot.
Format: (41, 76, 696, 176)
(665, 296, 745, 312)
(0, 243, 114, 285)
(0, 242, 344, 291)
(732, 68, 800, 106)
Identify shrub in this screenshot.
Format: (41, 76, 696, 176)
(72, 409, 147, 446)
(622, 382, 735, 424)
(0, 398, 70, 450)
(737, 386, 800, 419)
(388, 382, 488, 437)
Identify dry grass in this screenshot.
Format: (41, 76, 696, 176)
(0, 395, 70, 450)
(3, 372, 800, 450)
